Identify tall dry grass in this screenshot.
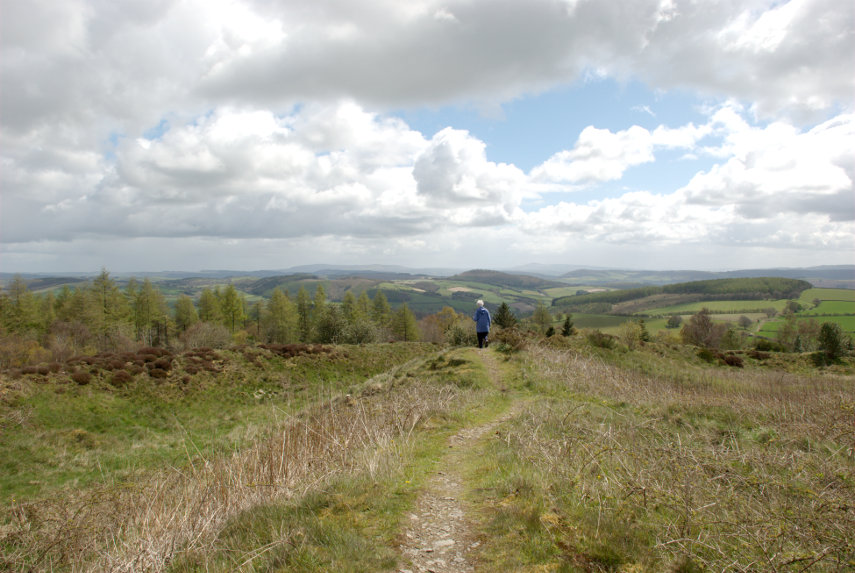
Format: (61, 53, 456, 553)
(494, 344, 855, 570)
(2, 368, 480, 572)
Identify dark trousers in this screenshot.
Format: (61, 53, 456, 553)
(477, 331, 489, 348)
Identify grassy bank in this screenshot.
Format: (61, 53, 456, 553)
(1, 345, 504, 571)
(466, 340, 855, 571)
(2, 337, 853, 571)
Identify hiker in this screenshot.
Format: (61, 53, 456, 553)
(472, 300, 491, 348)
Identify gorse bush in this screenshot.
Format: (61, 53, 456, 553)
(491, 326, 527, 353)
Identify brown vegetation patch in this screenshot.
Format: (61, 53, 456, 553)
(258, 343, 335, 359)
(70, 370, 92, 385)
(110, 370, 133, 387)
(148, 368, 169, 380)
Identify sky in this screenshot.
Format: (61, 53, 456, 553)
(1, 0, 854, 274)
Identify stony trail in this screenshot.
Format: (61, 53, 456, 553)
(398, 350, 515, 573)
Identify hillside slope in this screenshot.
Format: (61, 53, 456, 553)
(553, 277, 812, 312)
(2, 339, 852, 571)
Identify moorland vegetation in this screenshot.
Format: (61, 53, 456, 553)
(0, 269, 853, 570)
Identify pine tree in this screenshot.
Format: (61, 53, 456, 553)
(372, 290, 391, 330)
(493, 302, 517, 328)
(2, 275, 39, 334)
(88, 269, 130, 349)
(561, 314, 575, 336)
(134, 278, 168, 345)
(220, 284, 246, 333)
(356, 291, 373, 320)
(391, 304, 419, 341)
(197, 288, 222, 323)
(174, 295, 199, 332)
(296, 286, 312, 342)
(266, 287, 298, 343)
(341, 290, 357, 323)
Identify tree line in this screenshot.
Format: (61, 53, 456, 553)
(0, 270, 432, 368)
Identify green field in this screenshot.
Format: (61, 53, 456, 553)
(802, 300, 855, 315)
(759, 315, 855, 337)
(642, 299, 789, 316)
(798, 288, 855, 303)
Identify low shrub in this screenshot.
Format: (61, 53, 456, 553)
(71, 370, 92, 385)
(697, 348, 717, 363)
(110, 370, 133, 387)
(491, 327, 528, 353)
(754, 339, 786, 352)
(587, 330, 616, 350)
(148, 368, 169, 379)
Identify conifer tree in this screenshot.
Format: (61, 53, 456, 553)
(2, 275, 39, 334)
(341, 290, 357, 323)
(561, 314, 575, 336)
(88, 269, 130, 349)
(134, 278, 168, 345)
(296, 286, 312, 342)
(493, 302, 517, 328)
(356, 291, 373, 319)
(391, 303, 419, 341)
(312, 284, 327, 331)
(198, 288, 222, 323)
(220, 284, 246, 333)
(266, 287, 298, 343)
(174, 294, 199, 332)
(372, 290, 391, 329)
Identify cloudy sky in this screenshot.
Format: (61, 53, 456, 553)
(2, 0, 853, 274)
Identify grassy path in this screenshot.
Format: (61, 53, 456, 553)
(398, 349, 519, 573)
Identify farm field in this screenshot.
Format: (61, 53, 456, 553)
(640, 299, 789, 316)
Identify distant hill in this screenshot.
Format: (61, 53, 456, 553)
(17, 277, 87, 292)
(560, 266, 854, 288)
(553, 277, 813, 313)
(449, 269, 565, 290)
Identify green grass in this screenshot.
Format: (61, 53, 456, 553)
(0, 344, 436, 504)
(643, 299, 789, 316)
(3, 338, 853, 572)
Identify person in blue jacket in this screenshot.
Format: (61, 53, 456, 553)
(472, 300, 491, 348)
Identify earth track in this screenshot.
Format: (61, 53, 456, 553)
(398, 350, 515, 573)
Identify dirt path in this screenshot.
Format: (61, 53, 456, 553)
(398, 350, 513, 573)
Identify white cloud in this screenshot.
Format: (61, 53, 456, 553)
(1, 0, 852, 272)
(413, 128, 527, 220)
(681, 111, 855, 221)
(531, 122, 709, 184)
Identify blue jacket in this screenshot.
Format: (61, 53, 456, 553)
(473, 306, 491, 332)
